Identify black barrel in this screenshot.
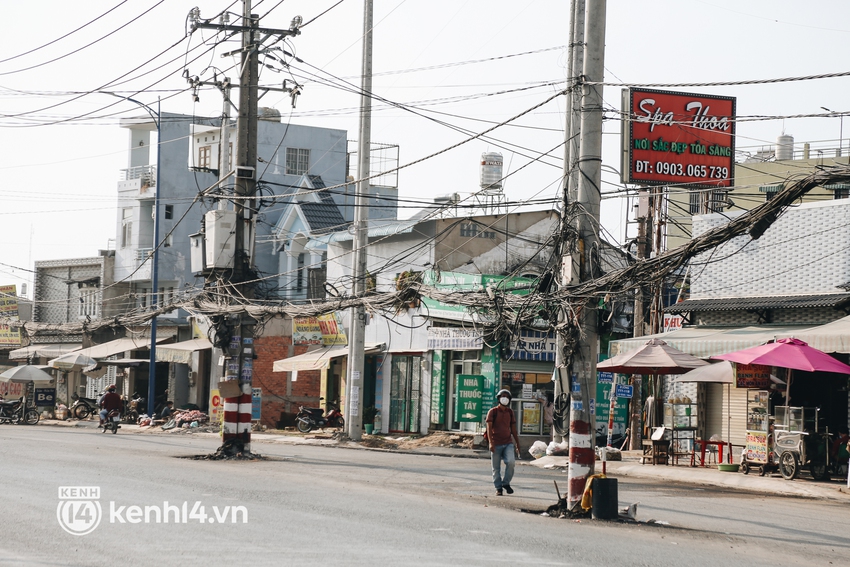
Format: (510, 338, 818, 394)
(591, 477, 618, 520)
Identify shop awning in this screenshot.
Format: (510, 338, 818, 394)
(155, 338, 213, 364)
(273, 343, 383, 372)
(8, 343, 82, 360)
(73, 334, 175, 360)
(609, 325, 814, 359)
(778, 315, 850, 354)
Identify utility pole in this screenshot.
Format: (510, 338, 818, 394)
(192, 1, 301, 453)
(566, 0, 606, 510)
(345, 0, 373, 442)
(556, 0, 585, 445)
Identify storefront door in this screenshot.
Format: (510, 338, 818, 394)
(447, 351, 481, 432)
(389, 355, 421, 433)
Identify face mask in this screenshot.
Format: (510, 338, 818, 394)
(499, 397, 510, 406)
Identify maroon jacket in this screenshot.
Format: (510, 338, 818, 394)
(486, 404, 518, 447)
(99, 392, 123, 412)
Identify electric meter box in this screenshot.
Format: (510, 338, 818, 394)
(204, 209, 236, 269)
(189, 232, 205, 274)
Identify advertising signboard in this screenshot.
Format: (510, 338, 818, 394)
(735, 363, 771, 389)
(455, 374, 484, 422)
(293, 313, 347, 346)
(251, 388, 262, 420)
(0, 284, 21, 348)
(622, 88, 736, 188)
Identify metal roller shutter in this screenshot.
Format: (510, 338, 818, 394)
(707, 383, 749, 450)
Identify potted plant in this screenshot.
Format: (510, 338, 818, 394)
(363, 406, 378, 434)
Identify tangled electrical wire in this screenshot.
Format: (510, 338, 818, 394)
(6, 164, 850, 356)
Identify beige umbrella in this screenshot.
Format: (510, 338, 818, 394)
(48, 352, 97, 371)
(0, 365, 54, 383)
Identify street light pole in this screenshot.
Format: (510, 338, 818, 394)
(105, 93, 161, 416)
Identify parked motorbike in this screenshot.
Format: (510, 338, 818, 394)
(122, 393, 145, 424)
(0, 397, 39, 425)
(296, 398, 344, 433)
(70, 393, 99, 419)
(101, 409, 121, 434)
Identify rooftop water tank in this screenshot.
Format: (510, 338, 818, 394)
(776, 135, 794, 161)
(480, 152, 503, 191)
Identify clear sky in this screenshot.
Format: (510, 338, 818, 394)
(1, 0, 849, 298)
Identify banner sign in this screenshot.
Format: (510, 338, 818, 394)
(622, 88, 736, 188)
(293, 313, 347, 346)
(426, 327, 483, 351)
(0, 284, 21, 348)
(506, 329, 556, 362)
(735, 363, 771, 389)
(746, 431, 768, 463)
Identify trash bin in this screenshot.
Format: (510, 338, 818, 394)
(591, 477, 618, 520)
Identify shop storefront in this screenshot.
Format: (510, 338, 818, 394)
(503, 329, 556, 438)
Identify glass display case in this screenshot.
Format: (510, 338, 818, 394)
(664, 402, 698, 464)
(774, 405, 819, 433)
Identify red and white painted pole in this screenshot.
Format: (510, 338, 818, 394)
(565, 0, 606, 510)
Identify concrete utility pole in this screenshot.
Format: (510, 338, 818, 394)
(222, 0, 260, 453)
(192, 1, 301, 453)
(566, 0, 606, 509)
(345, 0, 374, 442)
(555, 0, 585, 445)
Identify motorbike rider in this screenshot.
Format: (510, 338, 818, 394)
(98, 385, 123, 427)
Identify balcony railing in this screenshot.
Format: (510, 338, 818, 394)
(136, 248, 153, 263)
(120, 165, 156, 187)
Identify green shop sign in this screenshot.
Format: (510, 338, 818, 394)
(455, 374, 484, 422)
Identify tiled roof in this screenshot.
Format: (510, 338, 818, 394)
(300, 202, 347, 233)
(665, 293, 850, 314)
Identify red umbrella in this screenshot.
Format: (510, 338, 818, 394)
(711, 338, 850, 374)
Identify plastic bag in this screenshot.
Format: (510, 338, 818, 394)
(547, 440, 569, 456)
(529, 440, 548, 459)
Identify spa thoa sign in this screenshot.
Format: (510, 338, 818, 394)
(621, 88, 736, 188)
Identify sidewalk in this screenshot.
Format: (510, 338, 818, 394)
(37, 419, 850, 502)
(524, 453, 850, 502)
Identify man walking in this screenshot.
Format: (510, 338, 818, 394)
(486, 389, 521, 496)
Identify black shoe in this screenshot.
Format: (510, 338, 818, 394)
(496, 489, 503, 496)
(503, 485, 514, 494)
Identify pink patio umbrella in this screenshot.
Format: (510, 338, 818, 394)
(712, 338, 850, 430)
(711, 338, 850, 374)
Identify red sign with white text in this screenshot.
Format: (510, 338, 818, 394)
(622, 88, 736, 188)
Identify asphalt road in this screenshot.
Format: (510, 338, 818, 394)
(0, 425, 847, 567)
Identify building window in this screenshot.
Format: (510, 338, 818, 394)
(689, 191, 701, 214)
(121, 208, 132, 248)
(164, 205, 173, 219)
(296, 253, 305, 292)
(460, 222, 496, 239)
(286, 148, 310, 175)
(308, 265, 327, 300)
(78, 285, 98, 318)
(198, 146, 212, 169)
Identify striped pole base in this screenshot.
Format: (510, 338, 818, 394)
(222, 384, 252, 453)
